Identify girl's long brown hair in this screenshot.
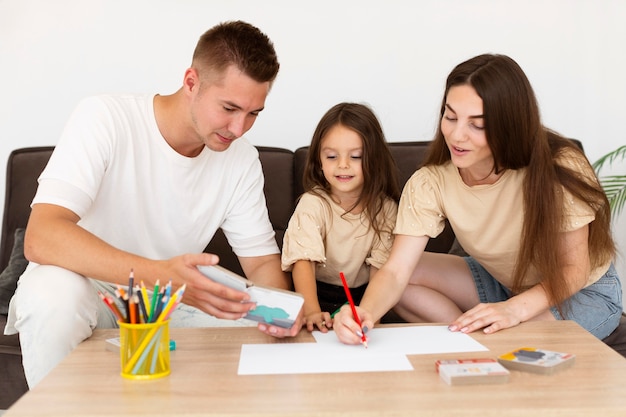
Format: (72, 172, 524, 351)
(302, 103, 401, 238)
(425, 54, 615, 307)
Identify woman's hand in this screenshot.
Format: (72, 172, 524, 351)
(450, 225, 592, 335)
(448, 301, 522, 334)
(332, 304, 373, 344)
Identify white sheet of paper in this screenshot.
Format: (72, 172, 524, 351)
(238, 326, 487, 375)
(239, 343, 413, 375)
(313, 325, 488, 355)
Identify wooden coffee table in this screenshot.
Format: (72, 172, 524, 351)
(5, 321, 626, 416)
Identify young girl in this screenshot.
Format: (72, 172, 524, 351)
(334, 54, 622, 344)
(281, 102, 400, 332)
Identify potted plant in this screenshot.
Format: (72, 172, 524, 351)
(593, 145, 626, 218)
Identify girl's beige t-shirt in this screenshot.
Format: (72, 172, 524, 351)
(281, 190, 397, 288)
(395, 151, 607, 290)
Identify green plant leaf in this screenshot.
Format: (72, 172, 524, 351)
(594, 146, 626, 218)
(593, 145, 626, 172)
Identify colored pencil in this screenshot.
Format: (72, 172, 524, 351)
(331, 302, 348, 318)
(153, 289, 166, 320)
(128, 269, 134, 300)
(106, 293, 125, 322)
(339, 272, 368, 348)
(158, 284, 186, 322)
(148, 280, 160, 323)
(140, 281, 151, 313)
(98, 291, 125, 321)
(120, 293, 130, 322)
(129, 294, 139, 324)
(136, 286, 149, 323)
(115, 285, 127, 298)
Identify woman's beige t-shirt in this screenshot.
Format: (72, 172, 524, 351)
(395, 151, 607, 290)
(281, 190, 398, 288)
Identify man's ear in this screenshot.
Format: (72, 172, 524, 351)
(183, 68, 200, 94)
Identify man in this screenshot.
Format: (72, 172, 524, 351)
(5, 20, 300, 388)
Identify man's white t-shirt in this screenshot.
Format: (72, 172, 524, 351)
(33, 94, 279, 260)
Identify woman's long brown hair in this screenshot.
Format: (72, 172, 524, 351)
(424, 54, 615, 308)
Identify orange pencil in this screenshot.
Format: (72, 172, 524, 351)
(129, 294, 139, 324)
(98, 291, 125, 322)
(116, 285, 127, 298)
(106, 293, 126, 322)
(339, 272, 368, 348)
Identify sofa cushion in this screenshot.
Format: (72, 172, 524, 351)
(0, 228, 27, 315)
(1, 147, 55, 272)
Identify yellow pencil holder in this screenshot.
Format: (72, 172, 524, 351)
(118, 320, 170, 380)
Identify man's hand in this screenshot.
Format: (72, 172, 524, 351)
(257, 307, 304, 338)
(161, 253, 260, 320)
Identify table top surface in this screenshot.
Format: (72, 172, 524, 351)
(5, 321, 626, 417)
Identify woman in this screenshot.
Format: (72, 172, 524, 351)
(334, 54, 622, 344)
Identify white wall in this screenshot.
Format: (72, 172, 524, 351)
(1, 0, 625, 283)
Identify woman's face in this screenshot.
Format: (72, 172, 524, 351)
(441, 85, 496, 184)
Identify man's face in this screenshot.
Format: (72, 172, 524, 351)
(189, 65, 270, 152)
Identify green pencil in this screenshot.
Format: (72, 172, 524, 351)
(330, 302, 349, 318)
(148, 279, 160, 323)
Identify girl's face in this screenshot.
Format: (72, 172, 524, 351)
(319, 124, 364, 207)
(441, 85, 496, 184)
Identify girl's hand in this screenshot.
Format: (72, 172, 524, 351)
(448, 302, 522, 335)
(304, 311, 332, 333)
(332, 304, 373, 344)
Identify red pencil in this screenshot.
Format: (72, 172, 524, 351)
(339, 272, 368, 348)
(98, 291, 125, 322)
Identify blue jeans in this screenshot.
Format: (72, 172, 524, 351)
(464, 257, 623, 339)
